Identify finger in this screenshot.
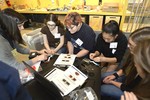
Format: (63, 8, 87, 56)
(121, 95, 125, 100)
(130, 92, 138, 100)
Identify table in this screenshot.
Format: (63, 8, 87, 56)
(24, 55, 101, 100)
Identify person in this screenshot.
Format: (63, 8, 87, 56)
(64, 12, 96, 58)
(40, 13, 66, 54)
(0, 8, 48, 71)
(121, 91, 138, 100)
(101, 27, 150, 100)
(89, 20, 128, 72)
(0, 61, 32, 100)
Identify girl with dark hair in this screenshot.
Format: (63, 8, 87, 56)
(90, 20, 128, 72)
(101, 27, 150, 100)
(0, 8, 48, 74)
(41, 13, 66, 54)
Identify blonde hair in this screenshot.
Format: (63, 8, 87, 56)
(134, 39, 150, 74)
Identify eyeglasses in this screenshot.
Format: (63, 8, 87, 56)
(67, 25, 76, 30)
(47, 23, 56, 27)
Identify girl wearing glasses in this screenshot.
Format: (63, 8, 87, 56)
(40, 13, 66, 54)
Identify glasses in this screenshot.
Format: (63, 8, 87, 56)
(47, 23, 56, 27)
(67, 25, 76, 30)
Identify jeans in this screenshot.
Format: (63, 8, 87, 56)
(52, 46, 67, 54)
(101, 71, 126, 100)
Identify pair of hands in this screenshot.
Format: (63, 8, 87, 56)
(35, 49, 50, 62)
(103, 74, 116, 84)
(89, 53, 105, 62)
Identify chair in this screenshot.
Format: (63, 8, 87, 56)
(22, 28, 44, 50)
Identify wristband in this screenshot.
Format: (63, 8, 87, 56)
(113, 73, 119, 79)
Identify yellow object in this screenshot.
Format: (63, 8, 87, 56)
(89, 16, 103, 31)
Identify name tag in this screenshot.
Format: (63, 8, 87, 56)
(75, 38, 83, 46)
(54, 33, 61, 38)
(110, 42, 118, 48)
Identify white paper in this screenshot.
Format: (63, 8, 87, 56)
(45, 65, 88, 96)
(53, 54, 76, 67)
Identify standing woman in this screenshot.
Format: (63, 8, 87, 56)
(0, 8, 48, 71)
(41, 13, 66, 54)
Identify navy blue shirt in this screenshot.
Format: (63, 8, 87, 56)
(0, 61, 32, 100)
(66, 22, 96, 55)
(95, 32, 128, 62)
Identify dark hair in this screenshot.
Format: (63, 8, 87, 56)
(129, 27, 150, 44)
(102, 20, 120, 36)
(0, 11, 25, 45)
(45, 13, 64, 29)
(2, 8, 27, 24)
(64, 12, 82, 26)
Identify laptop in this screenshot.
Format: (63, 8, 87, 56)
(22, 61, 63, 100)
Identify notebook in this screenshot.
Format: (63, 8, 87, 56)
(22, 61, 63, 100)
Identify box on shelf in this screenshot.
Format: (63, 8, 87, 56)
(89, 15, 103, 31)
(102, 3, 119, 12)
(105, 16, 120, 24)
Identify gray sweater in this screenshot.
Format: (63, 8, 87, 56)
(0, 35, 33, 70)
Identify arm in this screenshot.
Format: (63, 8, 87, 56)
(67, 41, 74, 54)
(103, 69, 124, 83)
(43, 34, 51, 50)
(54, 35, 64, 52)
(93, 55, 117, 63)
(76, 49, 89, 58)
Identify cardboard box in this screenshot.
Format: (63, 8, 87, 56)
(89, 15, 103, 31)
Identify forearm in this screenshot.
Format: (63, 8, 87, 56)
(55, 36, 64, 52)
(111, 81, 122, 88)
(101, 57, 117, 63)
(44, 43, 51, 50)
(76, 49, 89, 58)
(67, 41, 73, 54)
(55, 43, 63, 52)
(116, 69, 124, 76)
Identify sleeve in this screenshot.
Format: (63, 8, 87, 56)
(114, 34, 128, 63)
(95, 34, 102, 53)
(120, 83, 129, 91)
(65, 29, 71, 41)
(0, 42, 33, 70)
(14, 42, 30, 54)
(58, 27, 65, 36)
(40, 26, 47, 34)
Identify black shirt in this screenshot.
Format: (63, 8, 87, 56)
(95, 33, 128, 62)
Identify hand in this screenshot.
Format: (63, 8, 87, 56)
(93, 56, 101, 62)
(103, 75, 116, 84)
(121, 91, 138, 100)
(89, 53, 96, 60)
(51, 49, 56, 54)
(36, 53, 48, 61)
(38, 49, 47, 54)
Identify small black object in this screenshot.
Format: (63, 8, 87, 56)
(113, 73, 119, 79)
(29, 52, 39, 59)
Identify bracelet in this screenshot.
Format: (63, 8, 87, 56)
(113, 73, 119, 79)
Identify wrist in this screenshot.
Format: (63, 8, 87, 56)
(113, 73, 119, 79)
